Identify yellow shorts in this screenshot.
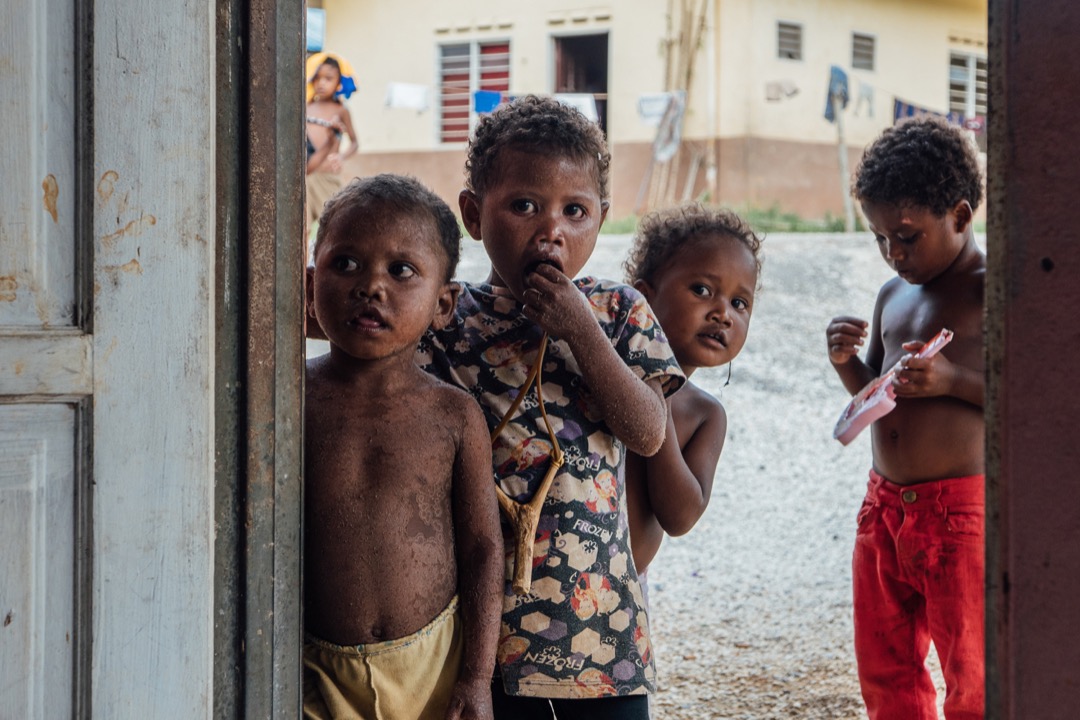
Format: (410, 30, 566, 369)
(303, 596, 462, 720)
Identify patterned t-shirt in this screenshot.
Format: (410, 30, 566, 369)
(419, 277, 684, 699)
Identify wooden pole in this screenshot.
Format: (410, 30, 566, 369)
(832, 91, 856, 232)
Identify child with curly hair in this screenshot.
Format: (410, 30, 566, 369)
(825, 115, 986, 720)
(420, 95, 685, 719)
(622, 205, 762, 581)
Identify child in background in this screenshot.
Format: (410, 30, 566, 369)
(304, 174, 502, 720)
(305, 52, 359, 230)
(420, 95, 684, 719)
(825, 116, 986, 720)
(623, 205, 762, 581)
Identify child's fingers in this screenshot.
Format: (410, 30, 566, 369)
(525, 263, 569, 290)
(830, 315, 868, 328)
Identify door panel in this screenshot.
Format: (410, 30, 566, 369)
(1, 0, 86, 718)
(0, 405, 77, 719)
(0, 0, 77, 329)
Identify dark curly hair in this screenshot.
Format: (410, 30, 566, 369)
(315, 173, 461, 281)
(853, 115, 983, 216)
(624, 204, 763, 287)
(465, 94, 611, 200)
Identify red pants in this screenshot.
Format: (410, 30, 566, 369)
(853, 471, 985, 720)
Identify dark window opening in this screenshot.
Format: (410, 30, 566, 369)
(554, 33, 609, 134)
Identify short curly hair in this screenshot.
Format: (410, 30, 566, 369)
(853, 116, 983, 216)
(624, 204, 763, 287)
(465, 94, 611, 200)
(315, 173, 461, 281)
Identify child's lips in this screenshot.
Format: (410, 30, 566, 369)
(698, 330, 728, 348)
(349, 308, 387, 330)
(524, 257, 564, 277)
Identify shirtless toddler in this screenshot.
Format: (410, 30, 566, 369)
(304, 174, 502, 720)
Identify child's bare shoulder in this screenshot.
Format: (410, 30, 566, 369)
(671, 381, 726, 435)
(413, 370, 486, 425)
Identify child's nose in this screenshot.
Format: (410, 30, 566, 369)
(534, 212, 566, 245)
(709, 299, 733, 324)
(352, 270, 386, 299)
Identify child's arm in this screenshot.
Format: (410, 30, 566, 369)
(305, 131, 334, 174)
(892, 342, 984, 408)
(641, 395, 726, 536)
(826, 297, 884, 395)
(524, 265, 667, 456)
(331, 106, 359, 163)
(446, 399, 501, 720)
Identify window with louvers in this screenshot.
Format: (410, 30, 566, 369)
(852, 33, 875, 71)
(438, 41, 511, 144)
(778, 22, 802, 61)
(949, 52, 988, 151)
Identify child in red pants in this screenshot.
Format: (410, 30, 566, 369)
(825, 116, 986, 720)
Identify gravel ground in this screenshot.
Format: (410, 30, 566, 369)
(309, 231, 976, 719)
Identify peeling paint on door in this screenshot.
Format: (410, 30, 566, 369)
(97, 170, 119, 206)
(42, 174, 59, 223)
(0, 276, 16, 302)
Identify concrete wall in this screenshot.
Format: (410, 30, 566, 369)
(321, 0, 986, 220)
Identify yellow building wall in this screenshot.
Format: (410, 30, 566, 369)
(321, 1, 681, 152)
(712, 0, 986, 148)
(315, 0, 986, 219)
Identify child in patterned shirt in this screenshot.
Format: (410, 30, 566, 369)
(419, 95, 684, 719)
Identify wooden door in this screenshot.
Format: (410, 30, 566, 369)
(0, 0, 91, 716)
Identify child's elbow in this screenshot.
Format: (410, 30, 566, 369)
(635, 401, 669, 456)
(659, 505, 706, 537)
(634, 432, 665, 458)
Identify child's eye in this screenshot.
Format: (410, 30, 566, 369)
(690, 284, 711, 297)
(732, 297, 750, 311)
(899, 233, 919, 244)
(564, 204, 587, 219)
(331, 256, 358, 272)
(389, 262, 417, 279)
(510, 199, 536, 214)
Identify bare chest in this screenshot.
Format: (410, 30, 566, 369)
(305, 402, 459, 506)
(879, 284, 983, 371)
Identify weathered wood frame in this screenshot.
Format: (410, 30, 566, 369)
(213, 0, 305, 717)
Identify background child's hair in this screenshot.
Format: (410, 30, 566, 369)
(853, 115, 983, 216)
(625, 204, 763, 286)
(464, 94, 611, 201)
(315, 173, 462, 281)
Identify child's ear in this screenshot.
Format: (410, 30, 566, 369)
(632, 278, 654, 300)
(305, 264, 316, 317)
(600, 201, 610, 228)
(459, 190, 483, 240)
(951, 200, 974, 234)
(305, 264, 328, 340)
(430, 281, 461, 331)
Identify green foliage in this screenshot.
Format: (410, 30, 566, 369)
(739, 204, 858, 233)
(599, 214, 641, 235)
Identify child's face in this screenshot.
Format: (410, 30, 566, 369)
(459, 148, 608, 302)
(311, 64, 341, 100)
(635, 234, 757, 376)
(308, 210, 456, 362)
(861, 199, 973, 285)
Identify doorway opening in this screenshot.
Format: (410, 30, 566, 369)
(554, 33, 609, 134)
